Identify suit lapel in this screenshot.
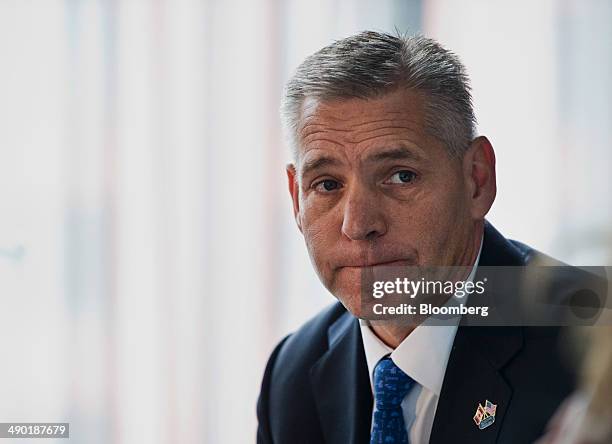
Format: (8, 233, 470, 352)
(429, 326, 522, 444)
(431, 221, 526, 443)
(310, 314, 373, 444)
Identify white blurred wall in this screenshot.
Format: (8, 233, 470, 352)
(0, 1, 610, 443)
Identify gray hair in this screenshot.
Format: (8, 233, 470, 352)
(281, 31, 476, 161)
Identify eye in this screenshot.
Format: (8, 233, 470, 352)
(386, 170, 418, 184)
(313, 179, 342, 192)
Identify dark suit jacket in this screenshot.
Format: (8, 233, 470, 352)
(256, 223, 578, 444)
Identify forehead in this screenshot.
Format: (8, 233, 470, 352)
(296, 89, 430, 159)
(300, 88, 425, 122)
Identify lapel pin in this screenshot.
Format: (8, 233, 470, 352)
(473, 399, 497, 430)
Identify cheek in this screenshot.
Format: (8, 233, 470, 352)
(387, 189, 455, 229)
(385, 184, 469, 260)
(421, 194, 472, 261)
(300, 199, 341, 275)
(303, 223, 332, 259)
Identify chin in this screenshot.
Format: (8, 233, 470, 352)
(329, 276, 366, 318)
(335, 291, 364, 318)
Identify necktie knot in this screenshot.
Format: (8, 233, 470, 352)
(373, 357, 413, 410)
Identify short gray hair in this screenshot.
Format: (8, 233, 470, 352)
(281, 31, 476, 160)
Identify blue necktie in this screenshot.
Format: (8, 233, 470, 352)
(370, 356, 414, 444)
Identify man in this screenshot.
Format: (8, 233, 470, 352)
(257, 31, 577, 444)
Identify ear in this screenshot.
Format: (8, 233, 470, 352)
(286, 164, 303, 232)
(463, 136, 497, 220)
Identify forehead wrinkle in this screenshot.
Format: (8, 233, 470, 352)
(334, 113, 425, 136)
(301, 127, 351, 150)
(298, 116, 356, 144)
(302, 118, 422, 142)
(299, 103, 356, 128)
(301, 123, 353, 137)
(299, 125, 427, 165)
(347, 123, 424, 145)
(298, 98, 425, 141)
(350, 132, 420, 146)
(363, 145, 425, 163)
(347, 117, 411, 129)
(299, 155, 343, 181)
(301, 137, 345, 152)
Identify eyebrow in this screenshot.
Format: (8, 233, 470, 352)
(299, 156, 342, 179)
(298, 146, 424, 180)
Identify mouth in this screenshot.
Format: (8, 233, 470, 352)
(340, 259, 415, 270)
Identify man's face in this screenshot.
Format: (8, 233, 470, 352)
(288, 89, 490, 316)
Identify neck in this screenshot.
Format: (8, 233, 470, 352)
(369, 222, 484, 349)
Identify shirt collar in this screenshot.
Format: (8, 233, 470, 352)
(359, 238, 483, 396)
(360, 318, 458, 396)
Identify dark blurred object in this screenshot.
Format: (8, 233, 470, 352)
(536, 326, 612, 444)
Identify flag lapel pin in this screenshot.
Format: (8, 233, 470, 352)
(473, 399, 497, 430)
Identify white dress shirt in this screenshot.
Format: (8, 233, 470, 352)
(360, 244, 482, 444)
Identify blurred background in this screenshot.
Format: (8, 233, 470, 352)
(1, 0, 611, 443)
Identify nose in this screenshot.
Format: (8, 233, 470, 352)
(341, 184, 387, 241)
